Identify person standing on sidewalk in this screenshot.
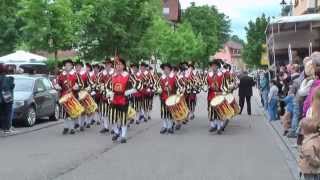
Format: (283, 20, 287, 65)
(0, 63, 15, 134)
(238, 71, 255, 115)
(267, 80, 279, 121)
(260, 70, 269, 110)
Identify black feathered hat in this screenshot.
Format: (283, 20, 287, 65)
(160, 63, 172, 70)
(62, 59, 74, 66)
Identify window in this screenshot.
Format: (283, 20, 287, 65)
(42, 78, 53, 90)
(34, 79, 46, 92)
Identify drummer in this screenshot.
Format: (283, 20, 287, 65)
(207, 59, 224, 134)
(129, 63, 143, 124)
(54, 59, 80, 135)
(98, 59, 114, 134)
(75, 61, 90, 131)
(185, 62, 198, 121)
(158, 63, 176, 134)
(107, 57, 137, 143)
(139, 62, 153, 122)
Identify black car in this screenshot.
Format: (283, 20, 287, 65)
(11, 75, 59, 127)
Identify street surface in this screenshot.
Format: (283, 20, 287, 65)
(0, 91, 295, 180)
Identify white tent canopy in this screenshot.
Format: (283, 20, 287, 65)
(0, 50, 47, 63)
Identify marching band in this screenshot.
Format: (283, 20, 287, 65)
(53, 57, 240, 143)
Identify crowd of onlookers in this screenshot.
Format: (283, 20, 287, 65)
(257, 52, 320, 179)
(0, 63, 15, 134)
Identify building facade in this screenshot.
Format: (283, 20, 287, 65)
(162, 0, 181, 23)
(213, 41, 245, 71)
(293, 0, 320, 15)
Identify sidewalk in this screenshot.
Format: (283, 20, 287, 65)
(252, 91, 300, 179)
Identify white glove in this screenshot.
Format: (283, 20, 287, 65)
(147, 88, 151, 92)
(156, 88, 162, 94)
(125, 89, 137, 96)
(54, 84, 62, 90)
(90, 91, 96, 96)
(106, 90, 114, 98)
(73, 84, 79, 91)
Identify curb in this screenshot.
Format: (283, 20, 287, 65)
(0, 120, 63, 138)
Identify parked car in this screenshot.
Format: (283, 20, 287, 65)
(10, 75, 59, 127)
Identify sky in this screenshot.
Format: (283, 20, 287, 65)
(180, 0, 282, 40)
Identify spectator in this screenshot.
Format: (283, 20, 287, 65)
(298, 87, 320, 180)
(268, 80, 279, 121)
(260, 70, 269, 110)
(0, 63, 15, 133)
(280, 86, 294, 136)
(286, 64, 302, 138)
(238, 71, 255, 115)
(303, 52, 320, 117)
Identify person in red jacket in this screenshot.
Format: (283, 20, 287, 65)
(158, 63, 177, 134)
(97, 59, 114, 133)
(54, 59, 80, 135)
(107, 57, 137, 143)
(207, 59, 224, 134)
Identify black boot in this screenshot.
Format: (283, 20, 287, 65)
(62, 128, 69, 135)
(148, 116, 151, 120)
(99, 128, 109, 134)
(112, 133, 120, 141)
(90, 120, 95, 125)
(80, 127, 84, 131)
(70, 129, 76, 135)
(175, 124, 182, 131)
(74, 124, 80, 129)
(190, 114, 195, 120)
(160, 128, 167, 134)
(167, 127, 174, 134)
(217, 128, 223, 135)
(120, 138, 127, 144)
(209, 127, 217, 133)
(86, 124, 91, 128)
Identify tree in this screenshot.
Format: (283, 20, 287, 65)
(78, 0, 162, 62)
(230, 35, 245, 46)
(242, 14, 269, 67)
(0, 0, 21, 56)
(18, 0, 91, 60)
(182, 4, 231, 66)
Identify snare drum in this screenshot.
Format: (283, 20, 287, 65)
(165, 95, 190, 122)
(59, 93, 84, 119)
(78, 90, 98, 115)
(225, 94, 240, 115)
(210, 95, 234, 120)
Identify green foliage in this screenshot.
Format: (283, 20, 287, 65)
(0, 0, 21, 56)
(242, 14, 269, 68)
(182, 5, 231, 65)
(18, 0, 92, 60)
(230, 35, 245, 46)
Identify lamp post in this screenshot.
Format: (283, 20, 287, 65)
(280, 0, 287, 9)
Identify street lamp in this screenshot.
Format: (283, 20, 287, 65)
(280, 0, 287, 8)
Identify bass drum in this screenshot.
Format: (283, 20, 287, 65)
(59, 93, 84, 119)
(225, 94, 240, 115)
(165, 95, 189, 122)
(79, 90, 98, 115)
(210, 95, 234, 120)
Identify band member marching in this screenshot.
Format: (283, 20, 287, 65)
(105, 57, 138, 143)
(139, 62, 153, 121)
(55, 59, 80, 135)
(207, 59, 225, 134)
(97, 59, 114, 134)
(75, 61, 90, 131)
(129, 63, 144, 124)
(88, 63, 100, 126)
(157, 63, 178, 134)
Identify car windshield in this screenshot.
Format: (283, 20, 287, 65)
(14, 78, 34, 92)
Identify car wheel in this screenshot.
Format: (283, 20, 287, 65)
(25, 107, 36, 127)
(49, 104, 59, 121)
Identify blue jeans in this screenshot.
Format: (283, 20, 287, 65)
(290, 100, 300, 134)
(262, 90, 269, 110)
(268, 98, 278, 121)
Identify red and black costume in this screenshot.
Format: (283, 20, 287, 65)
(159, 72, 177, 119)
(207, 71, 223, 120)
(97, 69, 114, 118)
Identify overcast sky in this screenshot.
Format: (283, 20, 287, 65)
(180, 0, 282, 39)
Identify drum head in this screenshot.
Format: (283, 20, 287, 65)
(225, 94, 235, 103)
(165, 95, 180, 106)
(59, 93, 71, 104)
(78, 91, 88, 100)
(210, 95, 225, 106)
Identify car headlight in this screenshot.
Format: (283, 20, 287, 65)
(14, 101, 25, 108)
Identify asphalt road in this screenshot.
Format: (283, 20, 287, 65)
(0, 92, 294, 180)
